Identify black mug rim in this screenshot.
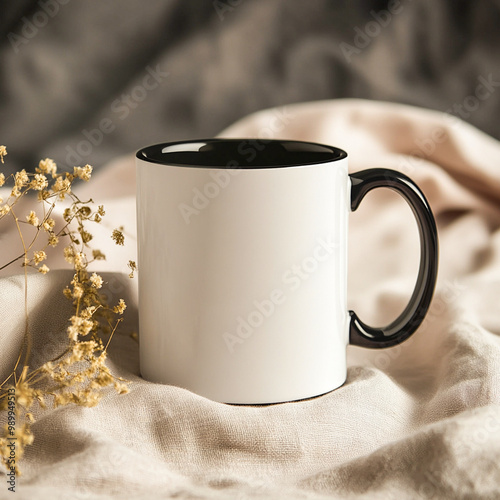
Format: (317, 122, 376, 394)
(136, 139, 348, 169)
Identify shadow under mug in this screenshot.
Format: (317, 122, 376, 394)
(136, 139, 438, 404)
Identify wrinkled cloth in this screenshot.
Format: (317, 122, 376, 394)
(2, 99, 500, 499)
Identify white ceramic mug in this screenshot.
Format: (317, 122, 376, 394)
(136, 139, 438, 404)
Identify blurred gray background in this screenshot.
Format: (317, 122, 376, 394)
(0, 0, 499, 174)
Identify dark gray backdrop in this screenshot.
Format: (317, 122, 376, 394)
(0, 0, 499, 174)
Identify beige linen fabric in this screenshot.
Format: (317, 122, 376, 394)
(1, 99, 500, 499)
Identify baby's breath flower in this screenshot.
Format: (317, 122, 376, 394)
(128, 260, 137, 278)
(80, 229, 92, 244)
(41, 361, 53, 373)
(92, 371, 113, 388)
(71, 340, 98, 361)
(90, 272, 103, 289)
(34, 250, 47, 264)
(15, 169, 29, 189)
(93, 205, 105, 222)
(72, 283, 84, 299)
(63, 207, 73, 222)
(81, 306, 97, 319)
(111, 227, 124, 246)
(78, 207, 92, 220)
(38, 264, 49, 274)
(37, 158, 57, 176)
(11, 170, 28, 197)
(67, 315, 94, 341)
(54, 393, 71, 407)
(114, 382, 129, 395)
(31, 173, 48, 191)
(83, 391, 103, 408)
(48, 233, 59, 247)
(42, 218, 55, 231)
(53, 176, 71, 199)
(92, 249, 106, 260)
(73, 164, 93, 181)
(113, 299, 127, 315)
(15, 380, 35, 408)
(74, 252, 85, 271)
(64, 246, 74, 263)
(37, 190, 50, 201)
(0, 148, 132, 475)
(26, 210, 39, 226)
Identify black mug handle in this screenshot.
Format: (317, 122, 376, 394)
(349, 169, 438, 348)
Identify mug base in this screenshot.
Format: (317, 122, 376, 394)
(140, 370, 347, 406)
(222, 385, 344, 406)
(140, 361, 348, 405)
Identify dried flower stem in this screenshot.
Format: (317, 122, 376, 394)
(0, 148, 135, 475)
(9, 207, 31, 373)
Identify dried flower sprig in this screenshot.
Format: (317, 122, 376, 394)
(0, 147, 136, 475)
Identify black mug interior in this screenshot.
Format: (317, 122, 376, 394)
(136, 139, 347, 169)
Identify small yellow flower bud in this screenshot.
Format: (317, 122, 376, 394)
(113, 299, 126, 315)
(34, 250, 47, 264)
(92, 249, 106, 260)
(73, 164, 93, 181)
(128, 260, 137, 278)
(26, 210, 39, 226)
(15, 169, 29, 188)
(31, 173, 48, 191)
(90, 273, 103, 289)
(74, 252, 85, 271)
(48, 233, 59, 247)
(53, 175, 71, 199)
(112, 227, 124, 246)
(42, 218, 55, 232)
(64, 246, 74, 263)
(38, 158, 57, 176)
